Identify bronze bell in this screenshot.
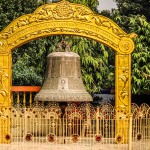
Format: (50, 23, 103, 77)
(35, 41, 92, 102)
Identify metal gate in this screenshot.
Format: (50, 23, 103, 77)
(0, 102, 150, 150)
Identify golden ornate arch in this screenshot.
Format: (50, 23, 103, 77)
(0, 0, 136, 143)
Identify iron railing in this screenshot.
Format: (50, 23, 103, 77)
(11, 86, 41, 107)
(0, 86, 149, 150)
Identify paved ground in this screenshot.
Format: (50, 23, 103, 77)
(0, 143, 127, 150)
(0, 142, 150, 150)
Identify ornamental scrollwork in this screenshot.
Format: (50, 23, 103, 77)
(115, 134, 124, 144)
(0, 107, 10, 118)
(0, 69, 8, 103)
(119, 37, 135, 54)
(53, 1, 74, 19)
(119, 69, 128, 106)
(9, 27, 118, 49)
(0, 40, 9, 54)
(116, 105, 128, 120)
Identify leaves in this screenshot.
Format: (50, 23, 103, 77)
(101, 3, 150, 95)
(115, 0, 150, 21)
(130, 16, 150, 94)
(67, 36, 114, 93)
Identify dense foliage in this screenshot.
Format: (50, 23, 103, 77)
(101, 2, 150, 94)
(130, 16, 150, 94)
(114, 0, 150, 94)
(115, 0, 150, 21)
(0, 0, 47, 31)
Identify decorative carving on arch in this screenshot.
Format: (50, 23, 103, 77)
(119, 69, 129, 105)
(0, 69, 8, 104)
(0, 0, 136, 54)
(0, 40, 9, 54)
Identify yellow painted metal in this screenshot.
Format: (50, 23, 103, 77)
(0, 54, 11, 143)
(0, 0, 136, 143)
(9, 102, 150, 148)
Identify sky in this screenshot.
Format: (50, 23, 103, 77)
(98, 0, 117, 11)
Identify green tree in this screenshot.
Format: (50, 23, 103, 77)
(129, 16, 150, 94)
(101, 3, 150, 95)
(0, 0, 48, 31)
(112, 1, 150, 94)
(66, 36, 114, 92)
(0, 0, 50, 85)
(115, 0, 150, 21)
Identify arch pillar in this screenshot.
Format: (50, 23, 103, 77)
(115, 54, 131, 113)
(0, 50, 11, 143)
(115, 54, 132, 143)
